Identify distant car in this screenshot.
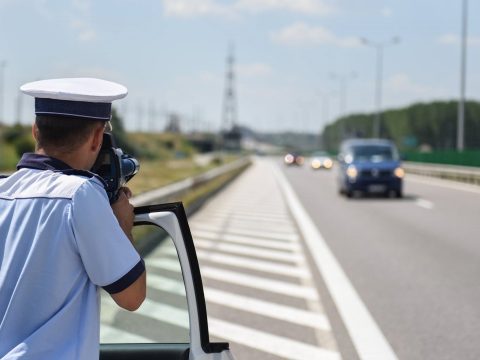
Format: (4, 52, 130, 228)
(310, 151, 333, 170)
(337, 139, 404, 198)
(284, 153, 304, 166)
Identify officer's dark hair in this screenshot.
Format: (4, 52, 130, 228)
(35, 115, 104, 153)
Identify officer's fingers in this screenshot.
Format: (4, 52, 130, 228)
(121, 187, 133, 199)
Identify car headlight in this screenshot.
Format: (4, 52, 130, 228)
(394, 167, 405, 178)
(311, 159, 321, 169)
(346, 165, 358, 179)
(323, 158, 333, 169)
(284, 154, 294, 164)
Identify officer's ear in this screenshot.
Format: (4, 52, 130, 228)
(90, 122, 105, 152)
(32, 123, 39, 142)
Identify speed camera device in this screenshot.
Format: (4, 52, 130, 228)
(91, 132, 139, 203)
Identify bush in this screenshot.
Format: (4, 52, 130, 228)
(0, 142, 19, 170)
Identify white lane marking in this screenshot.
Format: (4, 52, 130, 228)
(100, 324, 154, 343)
(147, 272, 187, 295)
(195, 249, 311, 279)
(194, 239, 304, 263)
(196, 212, 294, 224)
(192, 230, 301, 251)
(195, 216, 297, 229)
(147, 258, 184, 276)
(189, 223, 300, 242)
(208, 319, 340, 360)
(407, 173, 480, 195)
(144, 273, 324, 329)
(415, 198, 434, 210)
(204, 288, 330, 331)
(274, 163, 398, 360)
(102, 291, 338, 360)
(200, 210, 290, 220)
(138, 298, 190, 329)
(201, 266, 319, 301)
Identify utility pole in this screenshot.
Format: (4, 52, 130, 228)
(361, 37, 400, 138)
(220, 43, 240, 151)
(15, 91, 23, 124)
(457, 0, 468, 151)
(221, 43, 237, 132)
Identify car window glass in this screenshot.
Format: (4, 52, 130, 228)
(352, 145, 397, 162)
(100, 225, 190, 344)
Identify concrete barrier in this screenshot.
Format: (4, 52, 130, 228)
(403, 161, 480, 185)
(131, 157, 251, 206)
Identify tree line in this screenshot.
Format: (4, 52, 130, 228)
(322, 100, 480, 153)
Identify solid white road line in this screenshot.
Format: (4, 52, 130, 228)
(208, 319, 340, 360)
(191, 230, 301, 251)
(204, 288, 331, 331)
(194, 239, 304, 263)
(201, 266, 319, 301)
(195, 249, 311, 279)
(273, 163, 398, 360)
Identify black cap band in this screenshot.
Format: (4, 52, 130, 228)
(35, 98, 112, 120)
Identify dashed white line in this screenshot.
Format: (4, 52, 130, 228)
(415, 198, 434, 210)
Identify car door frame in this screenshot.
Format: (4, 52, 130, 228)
(100, 202, 233, 360)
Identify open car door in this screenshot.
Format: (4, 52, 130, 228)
(100, 202, 234, 360)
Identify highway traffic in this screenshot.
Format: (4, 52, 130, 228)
(281, 157, 480, 360)
(100, 157, 480, 359)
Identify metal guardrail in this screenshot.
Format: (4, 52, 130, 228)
(131, 157, 251, 207)
(403, 161, 480, 185)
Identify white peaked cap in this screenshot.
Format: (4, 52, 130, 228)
(20, 78, 128, 103)
(20, 78, 128, 120)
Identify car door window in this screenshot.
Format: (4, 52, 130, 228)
(100, 225, 190, 344)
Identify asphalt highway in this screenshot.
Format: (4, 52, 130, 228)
(281, 160, 480, 360)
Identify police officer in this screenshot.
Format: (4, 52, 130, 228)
(0, 78, 146, 359)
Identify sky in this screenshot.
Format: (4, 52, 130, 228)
(0, 0, 479, 133)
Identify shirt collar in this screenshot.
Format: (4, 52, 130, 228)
(17, 153, 73, 171)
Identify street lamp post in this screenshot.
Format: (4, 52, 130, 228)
(361, 37, 400, 138)
(331, 72, 356, 138)
(457, 0, 468, 151)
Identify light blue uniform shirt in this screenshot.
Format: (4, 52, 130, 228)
(0, 154, 144, 359)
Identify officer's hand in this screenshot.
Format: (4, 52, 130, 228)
(111, 188, 134, 242)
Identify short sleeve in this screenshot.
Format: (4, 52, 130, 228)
(70, 179, 144, 293)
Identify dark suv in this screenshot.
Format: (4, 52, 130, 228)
(337, 139, 404, 198)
